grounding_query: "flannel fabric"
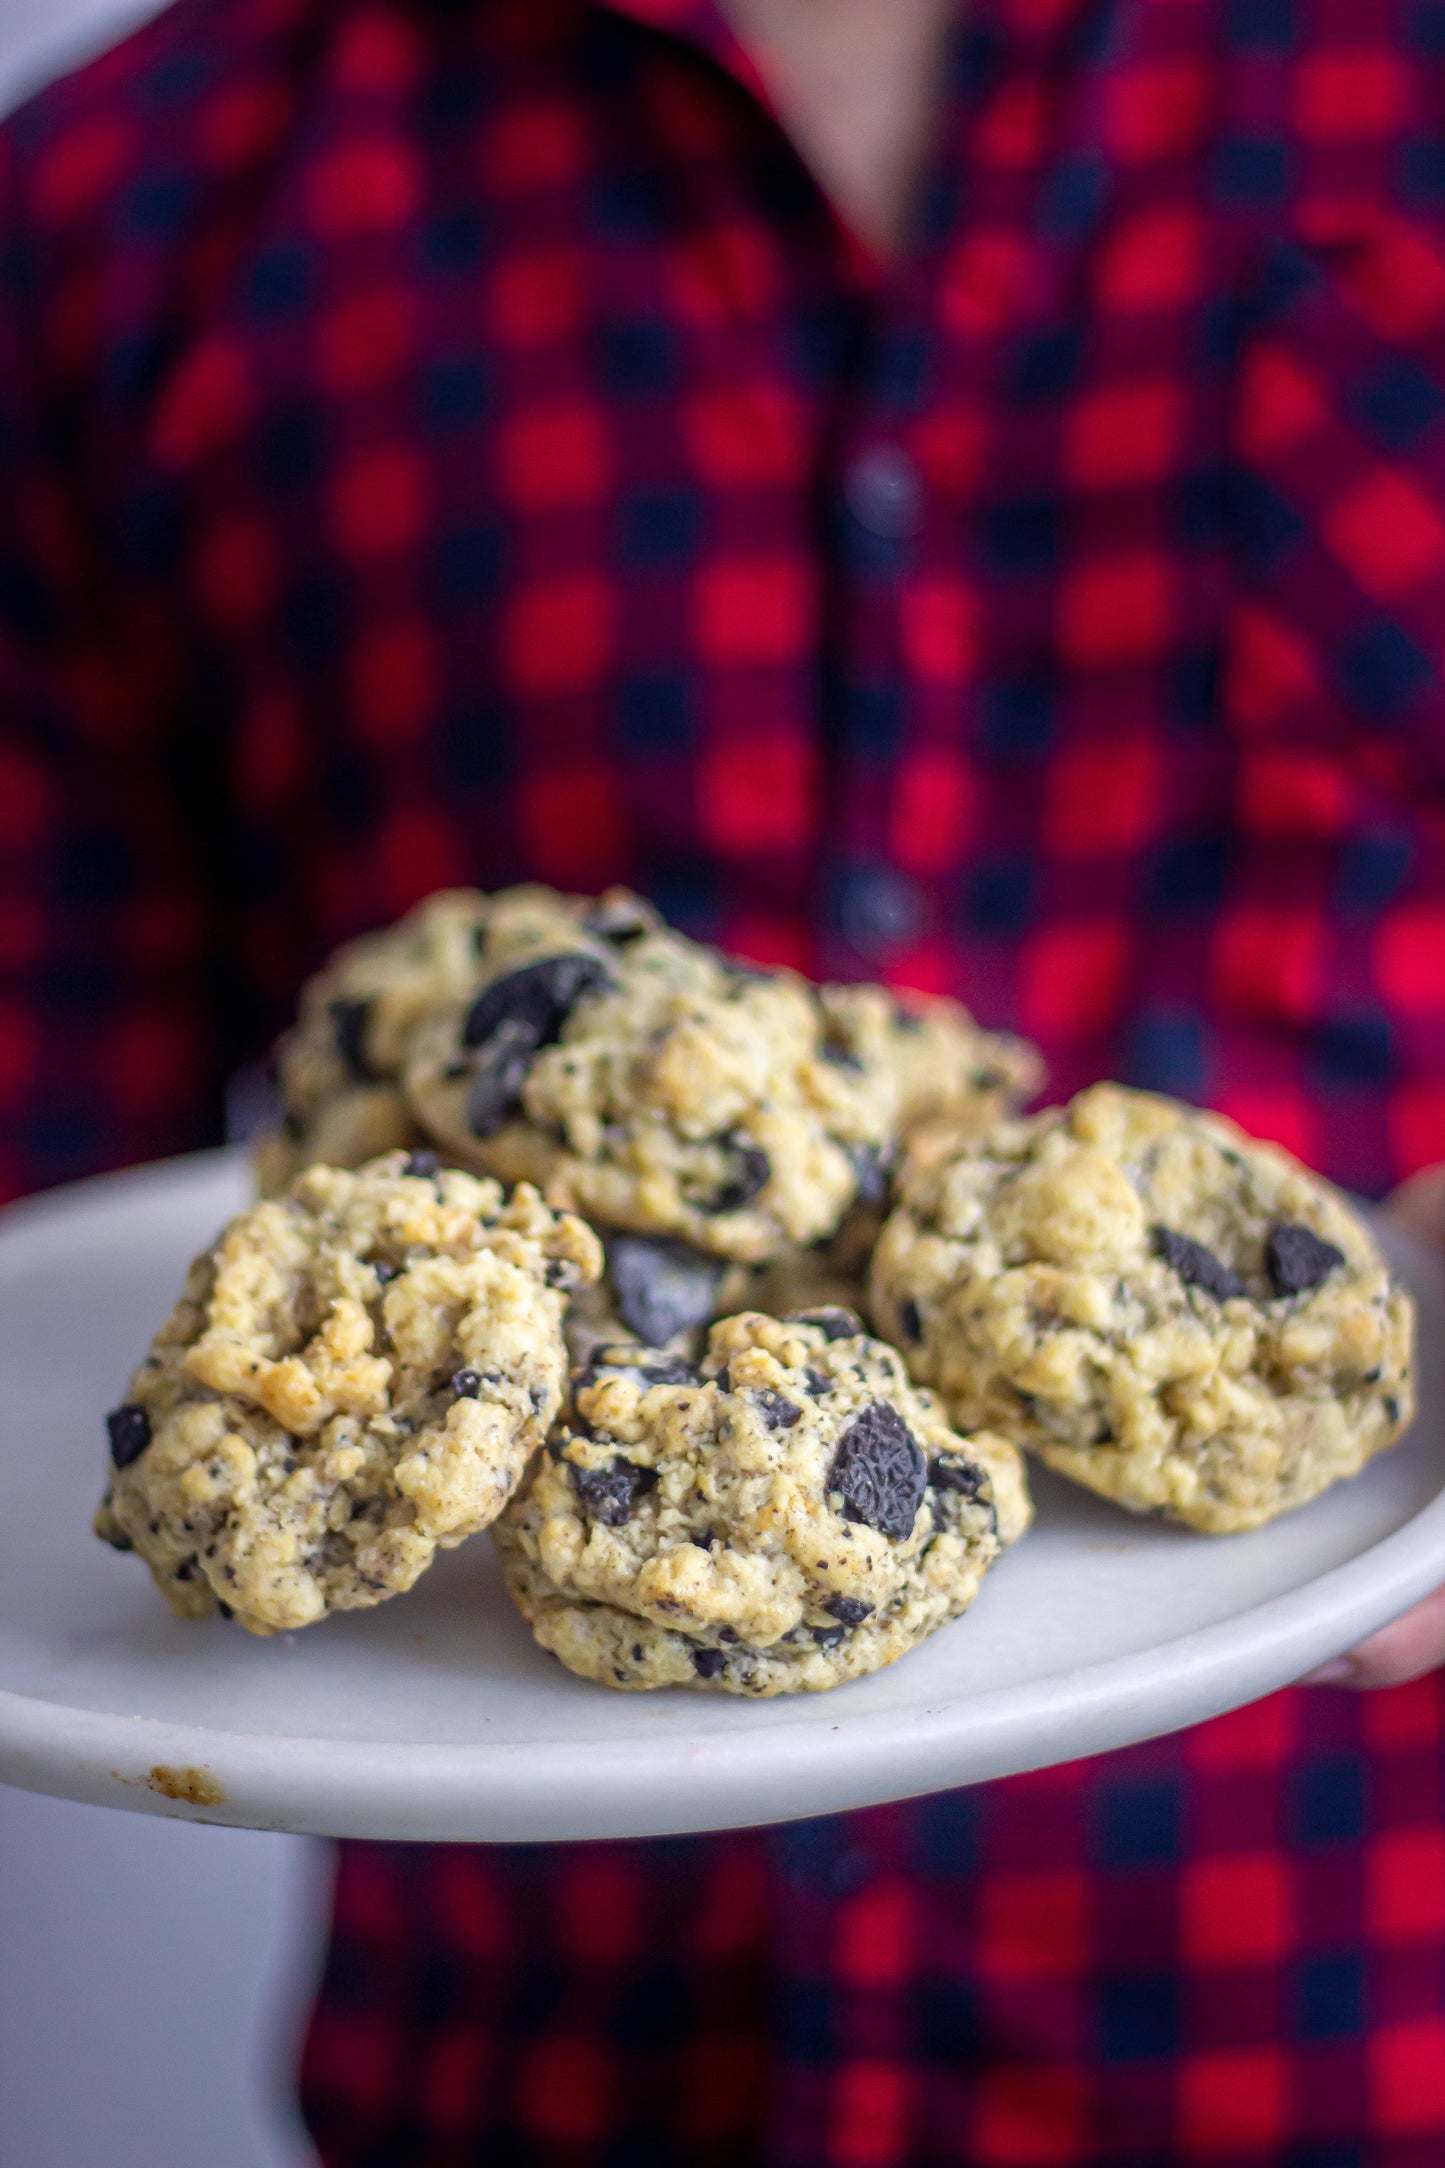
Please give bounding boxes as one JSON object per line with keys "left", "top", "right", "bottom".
{"left": 3, "top": 0, "right": 1445, "bottom": 2157}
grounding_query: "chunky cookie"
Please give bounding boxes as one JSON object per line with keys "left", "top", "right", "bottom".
{"left": 403, "top": 897, "right": 905, "bottom": 1262}
{"left": 871, "top": 1083, "right": 1416, "bottom": 1533}
{"left": 95, "top": 1153, "right": 601, "bottom": 1632}
{"left": 495, "top": 1310, "right": 1030, "bottom": 1694}
{"left": 257, "top": 890, "right": 495, "bottom": 1193}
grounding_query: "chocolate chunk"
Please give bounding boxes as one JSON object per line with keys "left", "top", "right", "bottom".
{"left": 403, "top": 1149, "right": 440, "bottom": 1179}
{"left": 844, "top": 1142, "right": 889, "bottom": 1207}
{"left": 805, "top": 1367, "right": 835, "bottom": 1396}
{"left": 106, "top": 1403, "right": 152, "bottom": 1468}
{"left": 1266, "top": 1221, "right": 1345, "bottom": 1298}
{"left": 452, "top": 1368, "right": 482, "bottom": 1398}
{"left": 692, "top": 1646, "right": 727, "bottom": 1678}
{"left": 1151, "top": 1225, "right": 1245, "bottom": 1303}
{"left": 465, "top": 1016, "right": 546, "bottom": 1137}
{"left": 930, "top": 1452, "right": 985, "bottom": 1500}
{"left": 328, "top": 997, "right": 376, "bottom": 1083}
{"left": 462, "top": 953, "right": 613, "bottom": 1052}
{"left": 608, "top": 1235, "right": 724, "bottom": 1345}
{"left": 827, "top": 1402, "right": 927, "bottom": 1540}
{"left": 711, "top": 1136, "right": 771, "bottom": 1213}
{"left": 571, "top": 1455, "right": 658, "bottom": 1525}
{"left": 811, "top": 1624, "right": 848, "bottom": 1647}
{"left": 753, "top": 1388, "right": 801, "bottom": 1430}
{"left": 583, "top": 895, "right": 656, "bottom": 944}
{"left": 897, "top": 1297, "right": 922, "bottom": 1341}
{"left": 789, "top": 1307, "right": 864, "bottom": 1342}
{"left": 639, "top": 1355, "right": 698, "bottom": 1386}
{"left": 824, "top": 1593, "right": 874, "bottom": 1626}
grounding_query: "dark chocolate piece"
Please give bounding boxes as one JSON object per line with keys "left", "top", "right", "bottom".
{"left": 824, "top": 1593, "right": 874, "bottom": 1626}
{"left": 451, "top": 1368, "right": 482, "bottom": 1398}
{"left": 844, "top": 1142, "right": 889, "bottom": 1207}
{"left": 1266, "top": 1220, "right": 1345, "bottom": 1298}
{"left": 789, "top": 1307, "right": 864, "bottom": 1342}
{"left": 827, "top": 1402, "right": 927, "bottom": 1540}
{"left": 570, "top": 1455, "right": 658, "bottom": 1526}
{"left": 1151, "top": 1224, "right": 1245, "bottom": 1303}
{"left": 106, "top": 1403, "right": 152, "bottom": 1469}
{"left": 692, "top": 1646, "right": 727, "bottom": 1678}
{"left": 465, "top": 1016, "right": 546, "bottom": 1137}
{"left": 608, "top": 1235, "right": 724, "bottom": 1346}
{"left": 462, "top": 953, "right": 612, "bottom": 1052}
{"left": 753, "top": 1388, "right": 802, "bottom": 1430}
{"left": 711, "top": 1136, "right": 771, "bottom": 1213}
{"left": 930, "top": 1452, "right": 985, "bottom": 1500}
{"left": 328, "top": 997, "right": 376, "bottom": 1083}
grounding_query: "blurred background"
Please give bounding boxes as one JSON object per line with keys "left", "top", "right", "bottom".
{"left": 0, "top": 19, "right": 328, "bottom": 2168}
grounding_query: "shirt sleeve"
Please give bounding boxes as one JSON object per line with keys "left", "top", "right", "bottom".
{"left": 0, "top": 137, "right": 225, "bottom": 1205}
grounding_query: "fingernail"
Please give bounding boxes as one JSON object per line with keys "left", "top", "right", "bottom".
{"left": 1302, "top": 1657, "right": 1356, "bottom": 1687}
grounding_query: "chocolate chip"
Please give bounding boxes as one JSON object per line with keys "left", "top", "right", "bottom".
{"left": 173, "top": 1555, "right": 197, "bottom": 1582}
{"left": 452, "top": 1368, "right": 482, "bottom": 1398}
{"left": 753, "top": 1388, "right": 801, "bottom": 1430}
{"left": 608, "top": 1235, "right": 724, "bottom": 1345}
{"left": 463, "top": 953, "right": 613, "bottom": 1052}
{"left": 583, "top": 895, "right": 656, "bottom": 944}
{"left": 930, "top": 1452, "right": 985, "bottom": 1500}
{"left": 711, "top": 1136, "right": 771, "bottom": 1213}
{"left": 328, "top": 997, "right": 376, "bottom": 1083}
{"left": 1151, "top": 1225, "right": 1245, "bottom": 1303}
{"left": 571, "top": 1455, "right": 658, "bottom": 1525}
{"left": 897, "top": 1297, "right": 922, "bottom": 1341}
{"left": 811, "top": 1624, "right": 847, "bottom": 1647}
{"left": 824, "top": 1593, "right": 874, "bottom": 1626}
{"left": 216, "top": 1599, "right": 234, "bottom": 1621}
{"left": 692, "top": 1646, "right": 727, "bottom": 1678}
{"left": 403, "top": 1149, "right": 440, "bottom": 1179}
{"left": 465, "top": 1016, "right": 544, "bottom": 1137}
{"left": 805, "top": 1368, "right": 834, "bottom": 1396}
{"left": 844, "top": 1142, "right": 889, "bottom": 1207}
{"left": 1266, "top": 1221, "right": 1345, "bottom": 1298}
{"left": 827, "top": 1402, "right": 927, "bottom": 1540}
{"left": 639, "top": 1355, "right": 698, "bottom": 1386}
{"left": 790, "top": 1307, "right": 864, "bottom": 1342}
{"left": 106, "top": 1403, "right": 152, "bottom": 1468}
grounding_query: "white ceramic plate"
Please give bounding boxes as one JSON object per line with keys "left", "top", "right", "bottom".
{"left": 0, "top": 1150, "right": 1441, "bottom": 1843}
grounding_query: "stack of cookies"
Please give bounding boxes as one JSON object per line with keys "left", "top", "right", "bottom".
{"left": 94, "top": 887, "right": 1416, "bottom": 1697}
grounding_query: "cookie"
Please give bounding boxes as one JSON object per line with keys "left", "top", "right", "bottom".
{"left": 95, "top": 1153, "right": 602, "bottom": 1632}
{"left": 871, "top": 1083, "right": 1415, "bottom": 1533}
{"left": 403, "top": 896, "right": 906, "bottom": 1262}
{"left": 823, "top": 983, "right": 1043, "bottom": 1143}
{"left": 258, "top": 889, "right": 495, "bottom": 1193}
{"left": 495, "top": 1309, "right": 1030, "bottom": 1694}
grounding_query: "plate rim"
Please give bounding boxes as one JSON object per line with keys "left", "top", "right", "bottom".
{"left": 1, "top": 1151, "right": 1441, "bottom": 1842}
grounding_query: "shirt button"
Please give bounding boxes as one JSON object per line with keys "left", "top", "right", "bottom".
{"left": 839, "top": 867, "right": 926, "bottom": 960}
{"left": 844, "top": 443, "right": 924, "bottom": 540}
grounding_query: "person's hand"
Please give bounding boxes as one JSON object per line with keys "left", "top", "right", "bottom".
{"left": 1302, "top": 1162, "right": 1445, "bottom": 1688}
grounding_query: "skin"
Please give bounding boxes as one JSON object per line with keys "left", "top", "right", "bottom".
{"left": 718, "top": 0, "right": 958, "bottom": 255}
{"left": 724, "top": 0, "right": 1445, "bottom": 1692}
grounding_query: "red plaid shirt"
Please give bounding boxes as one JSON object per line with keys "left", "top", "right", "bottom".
{"left": 4, "top": 0, "right": 1445, "bottom": 2157}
